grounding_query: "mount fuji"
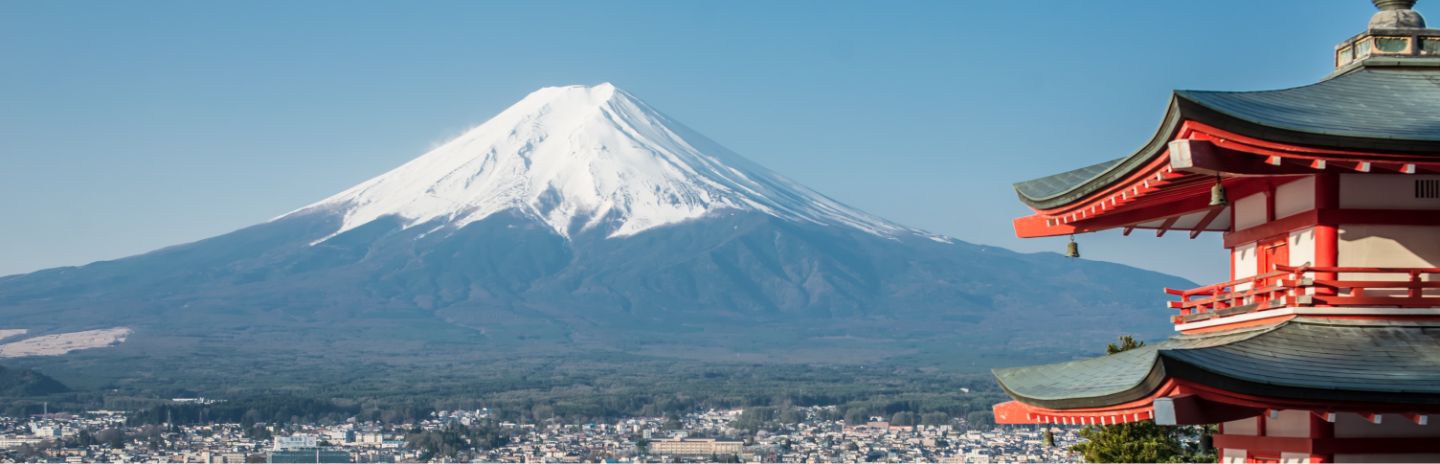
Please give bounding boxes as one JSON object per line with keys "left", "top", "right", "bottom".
{"left": 293, "top": 83, "right": 920, "bottom": 243}
{"left": 0, "top": 84, "right": 1185, "bottom": 386}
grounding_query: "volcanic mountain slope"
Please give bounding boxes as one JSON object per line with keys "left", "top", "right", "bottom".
{"left": 0, "top": 84, "right": 1187, "bottom": 383}
{"left": 294, "top": 83, "right": 915, "bottom": 242}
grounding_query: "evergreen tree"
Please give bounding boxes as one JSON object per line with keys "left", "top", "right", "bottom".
{"left": 1071, "top": 336, "right": 1215, "bottom": 463}
{"left": 1106, "top": 335, "right": 1145, "bottom": 355}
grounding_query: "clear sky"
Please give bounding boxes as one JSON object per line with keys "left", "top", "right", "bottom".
{"left": 0, "top": 1, "right": 1385, "bottom": 283}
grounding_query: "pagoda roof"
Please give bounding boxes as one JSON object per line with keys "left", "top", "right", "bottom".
{"left": 993, "top": 318, "right": 1440, "bottom": 410}
{"left": 1014, "top": 66, "right": 1440, "bottom": 210}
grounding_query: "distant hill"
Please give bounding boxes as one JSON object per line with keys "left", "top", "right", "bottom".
{"left": 0, "top": 84, "right": 1187, "bottom": 393}
{"left": 0, "top": 365, "right": 69, "bottom": 397}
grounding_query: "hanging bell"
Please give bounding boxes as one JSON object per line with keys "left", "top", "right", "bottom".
{"left": 1065, "top": 237, "right": 1080, "bottom": 258}
{"left": 1209, "top": 181, "right": 1229, "bottom": 207}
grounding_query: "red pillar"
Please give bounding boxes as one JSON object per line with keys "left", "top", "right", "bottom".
{"left": 1214, "top": 421, "right": 1227, "bottom": 463}
{"left": 1314, "top": 174, "right": 1340, "bottom": 296}
{"left": 1309, "top": 412, "right": 1335, "bottom": 463}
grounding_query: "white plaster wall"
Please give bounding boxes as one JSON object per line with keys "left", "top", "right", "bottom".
{"left": 1339, "top": 225, "right": 1440, "bottom": 295}
{"left": 1267, "top": 410, "right": 1313, "bottom": 438}
{"left": 1234, "top": 192, "right": 1268, "bottom": 230}
{"left": 1339, "top": 225, "right": 1440, "bottom": 269}
{"left": 1275, "top": 176, "right": 1316, "bottom": 219}
{"left": 1288, "top": 227, "right": 1317, "bottom": 295}
{"left": 1335, "top": 413, "right": 1440, "bottom": 438}
{"left": 1222, "top": 449, "right": 1247, "bottom": 463}
{"left": 1288, "top": 227, "right": 1316, "bottom": 267}
{"left": 1223, "top": 416, "right": 1259, "bottom": 436}
{"left": 1234, "top": 243, "right": 1258, "bottom": 291}
{"left": 1280, "top": 452, "right": 1311, "bottom": 463}
{"left": 1340, "top": 174, "right": 1440, "bottom": 210}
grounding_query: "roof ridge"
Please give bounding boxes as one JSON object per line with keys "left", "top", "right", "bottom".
{"left": 1291, "top": 316, "right": 1440, "bottom": 328}
{"left": 1173, "top": 66, "right": 1424, "bottom": 97}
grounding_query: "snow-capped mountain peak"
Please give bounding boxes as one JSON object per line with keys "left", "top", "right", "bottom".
{"left": 290, "top": 83, "right": 923, "bottom": 241}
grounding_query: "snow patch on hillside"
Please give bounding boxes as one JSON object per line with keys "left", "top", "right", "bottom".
{"left": 0, "top": 329, "right": 25, "bottom": 343}
{"left": 0, "top": 327, "right": 131, "bottom": 358}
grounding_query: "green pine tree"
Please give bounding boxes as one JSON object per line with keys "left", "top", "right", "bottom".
{"left": 1070, "top": 336, "right": 1215, "bottom": 463}
{"left": 1106, "top": 335, "right": 1144, "bottom": 355}
{"left": 1072, "top": 419, "right": 1186, "bottom": 463}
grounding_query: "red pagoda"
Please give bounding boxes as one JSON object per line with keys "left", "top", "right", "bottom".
{"left": 991, "top": 1, "right": 1440, "bottom": 462}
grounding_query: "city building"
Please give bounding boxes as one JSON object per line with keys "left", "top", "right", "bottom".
{"left": 266, "top": 448, "right": 351, "bottom": 464}
{"left": 0, "top": 436, "right": 42, "bottom": 449}
{"left": 991, "top": 1, "right": 1440, "bottom": 462}
{"left": 273, "top": 435, "right": 319, "bottom": 450}
{"left": 648, "top": 437, "right": 744, "bottom": 456}
{"left": 199, "top": 451, "right": 248, "bottom": 463}
{"left": 268, "top": 434, "right": 350, "bottom": 464}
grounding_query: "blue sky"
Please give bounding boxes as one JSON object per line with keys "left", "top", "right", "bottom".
{"left": 0, "top": 1, "right": 1382, "bottom": 282}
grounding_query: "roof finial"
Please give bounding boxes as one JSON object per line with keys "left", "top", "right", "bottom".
{"left": 1370, "top": 0, "right": 1426, "bottom": 30}
{"left": 1374, "top": 0, "right": 1417, "bottom": 10}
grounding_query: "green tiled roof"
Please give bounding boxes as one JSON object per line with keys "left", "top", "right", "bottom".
{"left": 993, "top": 318, "right": 1440, "bottom": 409}
{"left": 1013, "top": 66, "right": 1440, "bottom": 210}
{"left": 1012, "top": 159, "right": 1123, "bottom": 205}
{"left": 1178, "top": 69, "right": 1440, "bottom": 143}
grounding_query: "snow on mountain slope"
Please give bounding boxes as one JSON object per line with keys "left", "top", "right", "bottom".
{"left": 287, "top": 83, "right": 932, "bottom": 241}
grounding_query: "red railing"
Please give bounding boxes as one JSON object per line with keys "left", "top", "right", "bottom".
{"left": 1165, "top": 266, "right": 1440, "bottom": 325}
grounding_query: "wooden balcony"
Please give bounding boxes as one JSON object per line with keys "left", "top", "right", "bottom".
{"left": 1165, "top": 266, "right": 1440, "bottom": 325}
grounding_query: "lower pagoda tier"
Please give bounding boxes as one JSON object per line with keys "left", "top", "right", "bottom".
{"left": 992, "top": 318, "right": 1440, "bottom": 427}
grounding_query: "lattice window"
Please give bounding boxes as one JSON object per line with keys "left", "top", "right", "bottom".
{"left": 1416, "top": 179, "right": 1440, "bottom": 199}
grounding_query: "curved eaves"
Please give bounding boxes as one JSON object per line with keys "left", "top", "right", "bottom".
{"left": 1013, "top": 98, "right": 1186, "bottom": 210}
{"left": 991, "top": 347, "right": 1169, "bottom": 410}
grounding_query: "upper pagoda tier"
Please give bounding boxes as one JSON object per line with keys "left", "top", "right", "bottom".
{"left": 1008, "top": 0, "right": 1440, "bottom": 334}
{"left": 1012, "top": 64, "right": 1440, "bottom": 238}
